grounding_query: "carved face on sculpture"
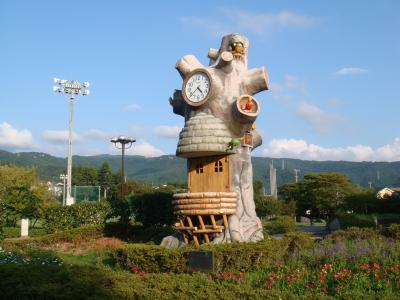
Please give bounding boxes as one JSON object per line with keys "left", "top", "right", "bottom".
{"left": 219, "top": 33, "right": 249, "bottom": 65}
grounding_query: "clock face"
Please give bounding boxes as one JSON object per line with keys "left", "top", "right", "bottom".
{"left": 184, "top": 71, "right": 211, "bottom": 104}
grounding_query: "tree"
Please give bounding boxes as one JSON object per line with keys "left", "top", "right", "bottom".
{"left": 72, "top": 166, "right": 98, "bottom": 186}
{"left": 98, "top": 162, "right": 115, "bottom": 198}
{"left": 297, "top": 173, "right": 353, "bottom": 220}
{"left": 0, "top": 166, "right": 55, "bottom": 227}
{"left": 255, "top": 195, "right": 282, "bottom": 219}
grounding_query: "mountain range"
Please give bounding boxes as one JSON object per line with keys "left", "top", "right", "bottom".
{"left": 1, "top": 149, "right": 399, "bottom": 190}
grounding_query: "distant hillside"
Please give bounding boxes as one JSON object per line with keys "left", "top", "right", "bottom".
{"left": 0, "top": 149, "right": 399, "bottom": 190}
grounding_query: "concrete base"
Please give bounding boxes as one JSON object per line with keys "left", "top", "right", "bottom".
{"left": 66, "top": 196, "right": 75, "bottom": 206}
{"left": 21, "top": 218, "right": 29, "bottom": 237}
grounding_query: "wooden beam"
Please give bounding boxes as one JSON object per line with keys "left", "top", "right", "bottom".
{"left": 197, "top": 215, "right": 209, "bottom": 243}
{"left": 186, "top": 216, "right": 199, "bottom": 246}
{"left": 222, "top": 214, "right": 229, "bottom": 229}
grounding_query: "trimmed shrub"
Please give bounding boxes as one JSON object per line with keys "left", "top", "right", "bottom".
{"left": 112, "top": 239, "right": 295, "bottom": 273}
{"left": 335, "top": 213, "right": 376, "bottom": 229}
{"left": 104, "top": 222, "right": 175, "bottom": 244}
{"left": 328, "top": 227, "right": 381, "bottom": 241}
{"left": 382, "top": 223, "right": 400, "bottom": 240}
{"left": 283, "top": 232, "right": 314, "bottom": 254}
{"left": 129, "top": 192, "right": 175, "bottom": 227}
{"left": 265, "top": 216, "right": 297, "bottom": 234}
{"left": 44, "top": 201, "right": 111, "bottom": 233}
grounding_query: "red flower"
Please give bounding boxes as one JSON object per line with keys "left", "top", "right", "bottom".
{"left": 132, "top": 265, "right": 139, "bottom": 274}
{"left": 319, "top": 275, "right": 326, "bottom": 281}
{"left": 373, "top": 263, "right": 380, "bottom": 269}
{"left": 321, "top": 287, "right": 328, "bottom": 293}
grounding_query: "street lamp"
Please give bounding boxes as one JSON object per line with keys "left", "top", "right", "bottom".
{"left": 53, "top": 78, "right": 90, "bottom": 205}
{"left": 111, "top": 136, "right": 136, "bottom": 199}
{"left": 59, "top": 174, "right": 67, "bottom": 206}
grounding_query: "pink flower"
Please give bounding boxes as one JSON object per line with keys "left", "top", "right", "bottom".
{"left": 132, "top": 265, "right": 139, "bottom": 274}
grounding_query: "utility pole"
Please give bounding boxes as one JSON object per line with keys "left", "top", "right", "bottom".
{"left": 294, "top": 169, "right": 300, "bottom": 183}
{"left": 368, "top": 181, "right": 372, "bottom": 189}
{"left": 281, "top": 159, "right": 285, "bottom": 170}
{"left": 53, "top": 78, "right": 90, "bottom": 206}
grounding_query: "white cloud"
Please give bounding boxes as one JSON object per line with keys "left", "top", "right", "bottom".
{"left": 0, "top": 122, "right": 34, "bottom": 150}
{"left": 42, "top": 130, "right": 83, "bottom": 144}
{"left": 124, "top": 104, "right": 142, "bottom": 111}
{"left": 42, "top": 129, "right": 113, "bottom": 144}
{"left": 334, "top": 67, "right": 368, "bottom": 76}
{"left": 83, "top": 129, "right": 112, "bottom": 140}
{"left": 124, "top": 140, "right": 164, "bottom": 157}
{"left": 325, "top": 98, "right": 341, "bottom": 106}
{"left": 179, "top": 17, "right": 228, "bottom": 37}
{"left": 154, "top": 125, "right": 181, "bottom": 139}
{"left": 296, "top": 102, "right": 337, "bottom": 133}
{"left": 262, "top": 138, "right": 400, "bottom": 162}
{"left": 270, "top": 75, "right": 306, "bottom": 101}
{"left": 180, "top": 9, "right": 317, "bottom": 37}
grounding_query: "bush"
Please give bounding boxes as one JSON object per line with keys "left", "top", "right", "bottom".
{"left": 112, "top": 239, "right": 298, "bottom": 274}
{"left": 44, "top": 201, "right": 111, "bottom": 233}
{"left": 335, "top": 213, "right": 376, "bottom": 229}
{"left": 328, "top": 227, "right": 381, "bottom": 241}
{"left": 104, "top": 222, "right": 175, "bottom": 244}
{"left": 129, "top": 192, "right": 175, "bottom": 227}
{"left": 382, "top": 223, "right": 400, "bottom": 240}
{"left": 255, "top": 196, "right": 282, "bottom": 218}
{"left": 283, "top": 232, "right": 314, "bottom": 255}
{"left": 265, "top": 216, "right": 297, "bottom": 234}
{"left": 2, "top": 227, "right": 46, "bottom": 238}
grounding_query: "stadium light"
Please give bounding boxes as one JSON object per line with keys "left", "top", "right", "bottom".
{"left": 111, "top": 136, "right": 136, "bottom": 200}
{"left": 53, "top": 78, "right": 90, "bottom": 205}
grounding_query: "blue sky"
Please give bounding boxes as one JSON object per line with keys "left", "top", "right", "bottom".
{"left": 0, "top": 0, "right": 399, "bottom": 161}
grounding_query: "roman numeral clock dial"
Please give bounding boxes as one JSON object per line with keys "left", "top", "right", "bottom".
{"left": 182, "top": 69, "right": 212, "bottom": 106}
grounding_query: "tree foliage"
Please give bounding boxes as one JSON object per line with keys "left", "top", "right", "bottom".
{"left": 0, "top": 166, "right": 55, "bottom": 228}
{"left": 279, "top": 173, "right": 354, "bottom": 220}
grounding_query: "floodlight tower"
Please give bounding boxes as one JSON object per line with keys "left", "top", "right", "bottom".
{"left": 111, "top": 136, "right": 136, "bottom": 199}
{"left": 53, "top": 78, "right": 90, "bottom": 205}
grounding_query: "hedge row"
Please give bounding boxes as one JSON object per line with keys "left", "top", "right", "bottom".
{"left": 112, "top": 233, "right": 314, "bottom": 273}
{"left": 0, "top": 225, "right": 104, "bottom": 252}
{"left": 44, "top": 201, "right": 111, "bottom": 233}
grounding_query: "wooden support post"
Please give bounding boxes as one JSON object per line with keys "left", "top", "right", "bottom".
{"left": 222, "top": 214, "right": 229, "bottom": 229}
{"left": 179, "top": 218, "right": 189, "bottom": 245}
{"left": 197, "top": 215, "right": 209, "bottom": 243}
{"left": 210, "top": 215, "right": 217, "bottom": 229}
{"left": 186, "top": 216, "right": 199, "bottom": 246}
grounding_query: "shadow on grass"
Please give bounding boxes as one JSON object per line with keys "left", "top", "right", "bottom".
{"left": 0, "top": 253, "right": 123, "bottom": 300}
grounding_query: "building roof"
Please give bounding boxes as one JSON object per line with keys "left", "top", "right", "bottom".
{"left": 176, "top": 111, "right": 233, "bottom": 157}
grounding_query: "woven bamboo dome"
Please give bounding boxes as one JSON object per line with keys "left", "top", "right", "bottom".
{"left": 176, "top": 112, "right": 233, "bottom": 157}
{"left": 173, "top": 192, "right": 237, "bottom": 246}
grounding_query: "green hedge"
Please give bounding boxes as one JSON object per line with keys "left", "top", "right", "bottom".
{"left": 2, "top": 227, "right": 47, "bottom": 238}
{"left": 335, "top": 213, "right": 376, "bottom": 229}
{"left": 0, "top": 225, "right": 105, "bottom": 252}
{"left": 44, "top": 201, "right": 111, "bottom": 233}
{"left": 104, "top": 222, "right": 175, "bottom": 244}
{"left": 264, "top": 216, "right": 297, "bottom": 234}
{"left": 129, "top": 192, "right": 175, "bottom": 227}
{"left": 112, "top": 235, "right": 312, "bottom": 273}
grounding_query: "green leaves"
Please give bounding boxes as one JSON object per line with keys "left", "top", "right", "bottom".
{"left": 44, "top": 202, "right": 111, "bottom": 233}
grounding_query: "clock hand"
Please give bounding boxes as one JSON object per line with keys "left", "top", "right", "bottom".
{"left": 189, "top": 85, "right": 199, "bottom": 97}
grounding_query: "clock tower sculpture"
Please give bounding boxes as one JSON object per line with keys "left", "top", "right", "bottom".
{"left": 166, "top": 33, "right": 269, "bottom": 246}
